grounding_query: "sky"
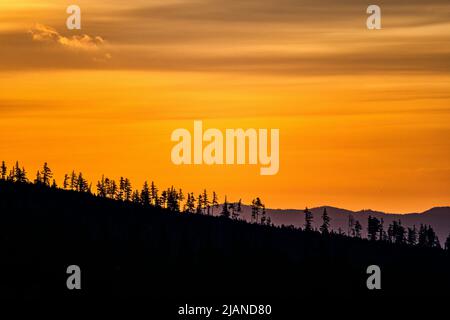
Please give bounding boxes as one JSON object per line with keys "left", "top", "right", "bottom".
{"left": 0, "top": 0, "right": 449, "bottom": 213}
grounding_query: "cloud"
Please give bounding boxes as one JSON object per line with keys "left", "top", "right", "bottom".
{"left": 28, "top": 23, "right": 105, "bottom": 51}
{"left": 0, "top": 1, "right": 448, "bottom": 76}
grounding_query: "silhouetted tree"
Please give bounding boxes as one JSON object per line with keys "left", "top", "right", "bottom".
{"left": 407, "top": 225, "right": 417, "bottom": 246}
{"left": 392, "top": 220, "right": 406, "bottom": 244}
{"left": 132, "top": 190, "right": 140, "bottom": 204}
{"left": 196, "top": 194, "right": 203, "bottom": 214}
{"left": 445, "top": 233, "right": 450, "bottom": 251}
{"left": 221, "top": 196, "right": 230, "bottom": 218}
{"left": 354, "top": 220, "right": 362, "bottom": 238}
{"left": 348, "top": 214, "right": 355, "bottom": 236}
{"left": 124, "top": 178, "right": 132, "bottom": 201}
{"left": 70, "top": 171, "right": 77, "bottom": 191}
{"left": 178, "top": 189, "right": 185, "bottom": 210}
{"left": 35, "top": 170, "right": 42, "bottom": 184}
{"left": 11, "top": 161, "right": 27, "bottom": 183}
{"left": 41, "top": 162, "right": 52, "bottom": 186}
{"left": 96, "top": 175, "right": 107, "bottom": 197}
{"left": 0, "top": 161, "right": 6, "bottom": 180}
{"left": 260, "top": 205, "right": 267, "bottom": 225}
{"left": 63, "top": 174, "right": 69, "bottom": 189}
{"left": 117, "top": 177, "right": 125, "bottom": 201}
{"left": 320, "top": 207, "right": 330, "bottom": 234}
{"left": 418, "top": 224, "right": 440, "bottom": 248}
{"left": 251, "top": 198, "right": 264, "bottom": 224}
{"left": 160, "top": 190, "right": 168, "bottom": 208}
{"left": 379, "top": 218, "right": 385, "bottom": 241}
{"left": 76, "top": 172, "right": 89, "bottom": 192}
{"left": 167, "top": 186, "right": 180, "bottom": 212}
{"left": 232, "top": 199, "right": 242, "bottom": 220}
{"left": 212, "top": 191, "right": 219, "bottom": 215}
{"left": 202, "top": 189, "right": 210, "bottom": 215}
{"left": 387, "top": 223, "right": 394, "bottom": 243}
{"left": 368, "top": 216, "right": 381, "bottom": 241}
{"left": 228, "top": 202, "right": 235, "bottom": 219}
{"left": 418, "top": 224, "right": 427, "bottom": 247}
{"left": 109, "top": 180, "right": 118, "bottom": 199}
{"left": 150, "top": 181, "right": 158, "bottom": 207}
{"left": 304, "top": 207, "right": 313, "bottom": 231}
{"left": 427, "top": 226, "right": 440, "bottom": 248}
{"left": 185, "top": 193, "right": 196, "bottom": 213}
{"left": 141, "top": 181, "right": 151, "bottom": 207}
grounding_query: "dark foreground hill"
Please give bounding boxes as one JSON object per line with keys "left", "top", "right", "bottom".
{"left": 0, "top": 180, "right": 449, "bottom": 300}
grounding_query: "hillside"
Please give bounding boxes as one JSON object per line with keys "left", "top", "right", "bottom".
{"left": 0, "top": 180, "right": 449, "bottom": 299}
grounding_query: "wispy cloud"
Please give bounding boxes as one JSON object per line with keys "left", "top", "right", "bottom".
{"left": 0, "top": 1, "right": 447, "bottom": 75}
{"left": 28, "top": 23, "right": 105, "bottom": 51}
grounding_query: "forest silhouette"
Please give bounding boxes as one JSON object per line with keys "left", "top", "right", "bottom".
{"left": 0, "top": 160, "right": 449, "bottom": 299}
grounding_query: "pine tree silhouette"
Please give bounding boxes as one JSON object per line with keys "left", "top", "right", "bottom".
{"left": 0, "top": 161, "right": 6, "bottom": 180}
{"left": 304, "top": 207, "right": 313, "bottom": 231}
{"left": 320, "top": 207, "right": 330, "bottom": 234}
{"left": 354, "top": 220, "right": 362, "bottom": 238}
{"left": 221, "top": 196, "right": 230, "bottom": 218}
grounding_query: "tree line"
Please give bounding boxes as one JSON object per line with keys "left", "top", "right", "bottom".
{"left": 0, "top": 161, "right": 241, "bottom": 219}
{"left": 304, "top": 206, "right": 447, "bottom": 249}
{"left": 1, "top": 160, "right": 449, "bottom": 251}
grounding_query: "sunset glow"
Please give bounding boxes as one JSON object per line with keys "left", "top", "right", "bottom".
{"left": 1, "top": 0, "right": 449, "bottom": 212}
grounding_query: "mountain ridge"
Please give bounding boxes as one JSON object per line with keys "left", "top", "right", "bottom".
{"left": 235, "top": 205, "right": 450, "bottom": 243}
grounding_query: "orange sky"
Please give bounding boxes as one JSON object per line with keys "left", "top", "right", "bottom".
{"left": 1, "top": 0, "right": 449, "bottom": 213}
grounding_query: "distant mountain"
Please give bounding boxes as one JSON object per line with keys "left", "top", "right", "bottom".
{"left": 235, "top": 205, "right": 450, "bottom": 244}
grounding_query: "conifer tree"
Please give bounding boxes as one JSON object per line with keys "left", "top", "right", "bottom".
{"left": 320, "top": 207, "right": 331, "bottom": 234}
{"left": 117, "top": 177, "right": 125, "bottom": 201}
{"left": 178, "top": 188, "right": 185, "bottom": 209}
{"left": 70, "top": 171, "right": 77, "bottom": 191}
{"left": 141, "top": 181, "right": 151, "bottom": 207}
{"left": 96, "top": 175, "right": 107, "bottom": 197}
{"left": 348, "top": 214, "right": 355, "bottom": 236}
{"left": 63, "top": 174, "right": 69, "bottom": 189}
{"left": 132, "top": 190, "right": 140, "bottom": 204}
{"left": 124, "top": 178, "right": 132, "bottom": 201}
{"left": 1, "top": 161, "right": 7, "bottom": 180}
{"left": 251, "top": 198, "right": 264, "bottom": 224}
{"left": 77, "top": 172, "right": 89, "bottom": 192}
{"left": 304, "top": 207, "right": 313, "bottom": 231}
{"left": 202, "top": 189, "right": 210, "bottom": 215}
{"left": 368, "top": 216, "right": 381, "bottom": 241}
{"left": 160, "top": 190, "right": 168, "bottom": 208}
{"left": 232, "top": 199, "right": 242, "bottom": 220}
{"left": 354, "top": 220, "right": 362, "bottom": 238}
{"left": 260, "top": 205, "right": 267, "bottom": 225}
{"left": 407, "top": 225, "right": 417, "bottom": 246}
{"left": 150, "top": 181, "right": 158, "bottom": 206}
{"left": 41, "top": 162, "right": 52, "bottom": 186}
{"left": 221, "top": 196, "right": 230, "bottom": 218}
{"left": 196, "top": 194, "right": 203, "bottom": 214}
{"left": 185, "top": 193, "right": 196, "bottom": 213}
{"left": 35, "top": 170, "right": 42, "bottom": 184}
{"left": 212, "top": 191, "right": 219, "bottom": 215}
